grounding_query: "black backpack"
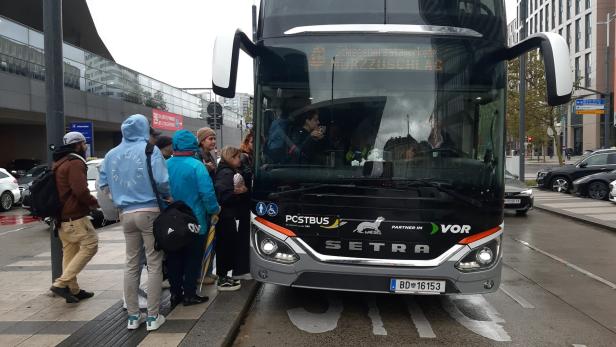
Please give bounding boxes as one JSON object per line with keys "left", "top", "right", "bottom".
{"left": 145, "top": 143, "right": 199, "bottom": 252}
{"left": 29, "top": 167, "right": 61, "bottom": 218}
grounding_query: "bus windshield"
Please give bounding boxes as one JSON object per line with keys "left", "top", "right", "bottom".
{"left": 255, "top": 36, "right": 505, "bottom": 201}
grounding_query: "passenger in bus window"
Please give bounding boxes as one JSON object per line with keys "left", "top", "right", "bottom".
{"left": 289, "top": 110, "right": 324, "bottom": 164}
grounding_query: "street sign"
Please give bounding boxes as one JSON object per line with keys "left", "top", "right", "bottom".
{"left": 207, "top": 102, "right": 223, "bottom": 117}
{"left": 69, "top": 122, "right": 93, "bottom": 157}
{"left": 575, "top": 99, "right": 606, "bottom": 115}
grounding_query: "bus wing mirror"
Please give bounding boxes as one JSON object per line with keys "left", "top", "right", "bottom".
{"left": 505, "top": 32, "right": 572, "bottom": 106}
{"left": 212, "top": 29, "right": 257, "bottom": 98}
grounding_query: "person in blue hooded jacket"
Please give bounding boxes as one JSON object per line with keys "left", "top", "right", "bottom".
{"left": 166, "top": 130, "right": 220, "bottom": 306}
{"left": 99, "top": 114, "right": 170, "bottom": 332}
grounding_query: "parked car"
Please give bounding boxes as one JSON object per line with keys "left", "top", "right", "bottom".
{"left": 17, "top": 164, "right": 47, "bottom": 204}
{"left": 572, "top": 170, "right": 616, "bottom": 200}
{"left": 609, "top": 180, "right": 616, "bottom": 204}
{"left": 537, "top": 149, "right": 616, "bottom": 193}
{"left": 6, "top": 159, "right": 41, "bottom": 178}
{"left": 0, "top": 168, "right": 21, "bottom": 211}
{"left": 86, "top": 159, "right": 106, "bottom": 227}
{"left": 504, "top": 170, "right": 534, "bottom": 215}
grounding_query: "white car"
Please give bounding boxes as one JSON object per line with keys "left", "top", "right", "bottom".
{"left": 87, "top": 159, "right": 104, "bottom": 199}
{"left": 609, "top": 179, "right": 616, "bottom": 203}
{"left": 0, "top": 168, "right": 21, "bottom": 211}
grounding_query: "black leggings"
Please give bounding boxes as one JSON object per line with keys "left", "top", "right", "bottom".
{"left": 166, "top": 234, "right": 205, "bottom": 299}
{"left": 215, "top": 216, "right": 237, "bottom": 278}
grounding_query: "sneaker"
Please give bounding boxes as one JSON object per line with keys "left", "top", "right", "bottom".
{"left": 183, "top": 295, "right": 209, "bottom": 306}
{"left": 50, "top": 286, "right": 79, "bottom": 303}
{"left": 127, "top": 313, "right": 146, "bottom": 330}
{"left": 75, "top": 290, "right": 94, "bottom": 300}
{"left": 217, "top": 277, "right": 241, "bottom": 292}
{"left": 146, "top": 314, "right": 166, "bottom": 331}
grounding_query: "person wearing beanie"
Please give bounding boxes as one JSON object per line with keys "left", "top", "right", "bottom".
{"left": 197, "top": 127, "right": 217, "bottom": 177}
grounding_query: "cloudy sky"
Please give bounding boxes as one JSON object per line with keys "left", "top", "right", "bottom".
{"left": 87, "top": 0, "right": 518, "bottom": 95}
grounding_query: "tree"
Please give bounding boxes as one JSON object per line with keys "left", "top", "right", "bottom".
{"left": 507, "top": 50, "right": 568, "bottom": 165}
{"left": 144, "top": 90, "right": 168, "bottom": 111}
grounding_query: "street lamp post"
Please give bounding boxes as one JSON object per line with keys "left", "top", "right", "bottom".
{"left": 598, "top": 12, "right": 616, "bottom": 148}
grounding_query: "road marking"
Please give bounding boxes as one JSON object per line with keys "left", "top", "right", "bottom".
{"left": 287, "top": 296, "right": 343, "bottom": 334}
{"left": 406, "top": 297, "right": 436, "bottom": 338}
{"left": 367, "top": 297, "right": 387, "bottom": 336}
{"left": 572, "top": 344, "right": 587, "bottom": 347}
{"left": 542, "top": 202, "right": 610, "bottom": 208}
{"left": 0, "top": 226, "right": 29, "bottom": 237}
{"left": 441, "top": 295, "right": 511, "bottom": 342}
{"left": 500, "top": 285, "right": 535, "bottom": 309}
{"left": 515, "top": 239, "right": 616, "bottom": 290}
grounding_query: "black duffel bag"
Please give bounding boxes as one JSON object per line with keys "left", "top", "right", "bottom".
{"left": 145, "top": 143, "right": 200, "bottom": 252}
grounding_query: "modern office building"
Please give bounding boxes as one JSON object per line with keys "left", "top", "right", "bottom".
{"left": 0, "top": 0, "right": 241, "bottom": 167}
{"left": 510, "top": 0, "right": 615, "bottom": 153}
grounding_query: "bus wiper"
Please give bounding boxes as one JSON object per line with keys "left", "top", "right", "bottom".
{"left": 399, "top": 179, "right": 483, "bottom": 208}
{"left": 268, "top": 184, "right": 357, "bottom": 199}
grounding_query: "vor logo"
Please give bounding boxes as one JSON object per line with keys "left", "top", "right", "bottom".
{"left": 353, "top": 217, "right": 385, "bottom": 235}
{"left": 430, "top": 223, "right": 471, "bottom": 235}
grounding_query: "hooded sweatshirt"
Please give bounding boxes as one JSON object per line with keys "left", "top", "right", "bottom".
{"left": 99, "top": 114, "right": 170, "bottom": 213}
{"left": 167, "top": 130, "right": 220, "bottom": 233}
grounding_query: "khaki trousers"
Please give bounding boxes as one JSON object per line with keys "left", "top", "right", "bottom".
{"left": 52, "top": 216, "right": 99, "bottom": 294}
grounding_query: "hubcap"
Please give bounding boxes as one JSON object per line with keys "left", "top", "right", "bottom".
{"left": 552, "top": 178, "right": 568, "bottom": 192}
{"left": 589, "top": 183, "right": 607, "bottom": 200}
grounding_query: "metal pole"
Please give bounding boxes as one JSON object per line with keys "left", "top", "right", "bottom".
{"left": 605, "top": 13, "right": 611, "bottom": 148}
{"left": 518, "top": 1, "right": 527, "bottom": 182}
{"left": 43, "top": 0, "right": 65, "bottom": 282}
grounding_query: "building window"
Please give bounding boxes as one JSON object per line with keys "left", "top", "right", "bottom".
{"left": 540, "top": 10, "right": 544, "bottom": 31}
{"left": 585, "top": 13, "right": 591, "bottom": 49}
{"left": 567, "top": 24, "right": 571, "bottom": 46}
{"left": 575, "top": 56, "right": 580, "bottom": 82}
{"left": 535, "top": 15, "right": 538, "bottom": 33}
{"left": 586, "top": 0, "right": 591, "bottom": 9}
{"left": 585, "top": 53, "right": 591, "bottom": 87}
{"left": 567, "top": 0, "right": 571, "bottom": 19}
{"left": 575, "top": 19, "right": 581, "bottom": 52}
{"left": 576, "top": 0, "right": 581, "bottom": 14}
{"left": 559, "top": 0, "right": 563, "bottom": 24}
{"left": 559, "top": 28, "right": 564, "bottom": 37}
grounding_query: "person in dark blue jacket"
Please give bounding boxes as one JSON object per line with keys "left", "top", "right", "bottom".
{"left": 166, "top": 130, "right": 220, "bottom": 306}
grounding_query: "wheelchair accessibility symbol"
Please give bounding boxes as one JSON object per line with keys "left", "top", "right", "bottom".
{"left": 266, "top": 203, "right": 278, "bottom": 217}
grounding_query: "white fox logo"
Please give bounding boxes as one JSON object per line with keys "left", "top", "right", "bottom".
{"left": 353, "top": 217, "right": 385, "bottom": 235}
{"left": 167, "top": 228, "right": 174, "bottom": 235}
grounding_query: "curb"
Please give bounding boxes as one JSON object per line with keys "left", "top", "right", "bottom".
{"left": 179, "top": 280, "right": 262, "bottom": 347}
{"left": 533, "top": 204, "right": 616, "bottom": 232}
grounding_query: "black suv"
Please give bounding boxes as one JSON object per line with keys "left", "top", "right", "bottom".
{"left": 537, "top": 149, "right": 616, "bottom": 192}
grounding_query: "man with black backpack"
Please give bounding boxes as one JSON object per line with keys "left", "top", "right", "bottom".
{"left": 99, "top": 114, "right": 170, "bottom": 332}
{"left": 49, "top": 132, "right": 99, "bottom": 304}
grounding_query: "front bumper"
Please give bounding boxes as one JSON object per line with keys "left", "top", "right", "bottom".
{"left": 536, "top": 174, "right": 550, "bottom": 188}
{"left": 250, "top": 225, "right": 503, "bottom": 295}
{"left": 11, "top": 188, "right": 21, "bottom": 204}
{"left": 504, "top": 194, "right": 533, "bottom": 212}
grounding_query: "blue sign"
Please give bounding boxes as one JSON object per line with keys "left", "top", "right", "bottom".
{"left": 576, "top": 99, "right": 605, "bottom": 106}
{"left": 256, "top": 202, "right": 267, "bottom": 216}
{"left": 70, "top": 122, "right": 94, "bottom": 144}
{"left": 266, "top": 203, "right": 278, "bottom": 217}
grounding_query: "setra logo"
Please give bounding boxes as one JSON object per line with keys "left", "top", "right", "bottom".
{"left": 430, "top": 223, "right": 471, "bottom": 235}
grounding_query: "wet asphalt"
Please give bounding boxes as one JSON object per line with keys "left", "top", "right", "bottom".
{"left": 233, "top": 210, "right": 616, "bottom": 346}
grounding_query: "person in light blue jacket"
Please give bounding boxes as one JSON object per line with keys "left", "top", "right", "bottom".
{"left": 166, "top": 130, "right": 220, "bottom": 306}
{"left": 99, "top": 114, "right": 170, "bottom": 331}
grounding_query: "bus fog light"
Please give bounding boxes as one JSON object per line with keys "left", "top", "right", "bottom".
{"left": 258, "top": 270, "right": 268, "bottom": 279}
{"left": 260, "top": 239, "right": 278, "bottom": 255}
{"left": 484, "top": 280, "right": 494, "bottom": 289}
{"left": 476, "top": 247, "right": 494, "bottom": 265}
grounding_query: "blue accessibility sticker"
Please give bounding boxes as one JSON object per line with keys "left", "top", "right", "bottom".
{"left": 266, "top": 203, "right": 278, "bottom": 217}
{"left": 256, "top": 202, "right": 267, "bottom": 216}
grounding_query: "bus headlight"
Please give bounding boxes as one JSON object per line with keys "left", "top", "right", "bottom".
{"left": 455, "top": 237, "right": 500, "bottom": 272}
{"left": 254, "top": 228, "right": 299, "bottom": 264}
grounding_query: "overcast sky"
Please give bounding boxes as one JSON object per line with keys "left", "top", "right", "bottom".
{"left": 86, "top": 0, "right": 518, "bottom": 96}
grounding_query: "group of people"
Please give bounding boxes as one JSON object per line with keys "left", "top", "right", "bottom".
{"left": 48, "top": 113, "right": 254, "bottom": 332}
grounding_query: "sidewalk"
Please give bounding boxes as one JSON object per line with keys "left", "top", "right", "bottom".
{"left": 0, "top": 223, "right": 224, "bottom": 346}
{"left": 533, "top": 190, "right": 616, "bottom": 231}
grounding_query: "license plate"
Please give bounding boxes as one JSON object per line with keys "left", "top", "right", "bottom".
{"left": 390, "top": 279, "right": 446, "bottom": 294}
{"left": 505, "top": 198, "right": 521, "bottom": 204}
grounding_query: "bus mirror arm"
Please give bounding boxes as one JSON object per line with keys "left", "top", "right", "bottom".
{"left": 212, "top": 29, "right": 257, "bottom": 98}
{"left": 500, "top": 33, "right": 573, "bottom": 106}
